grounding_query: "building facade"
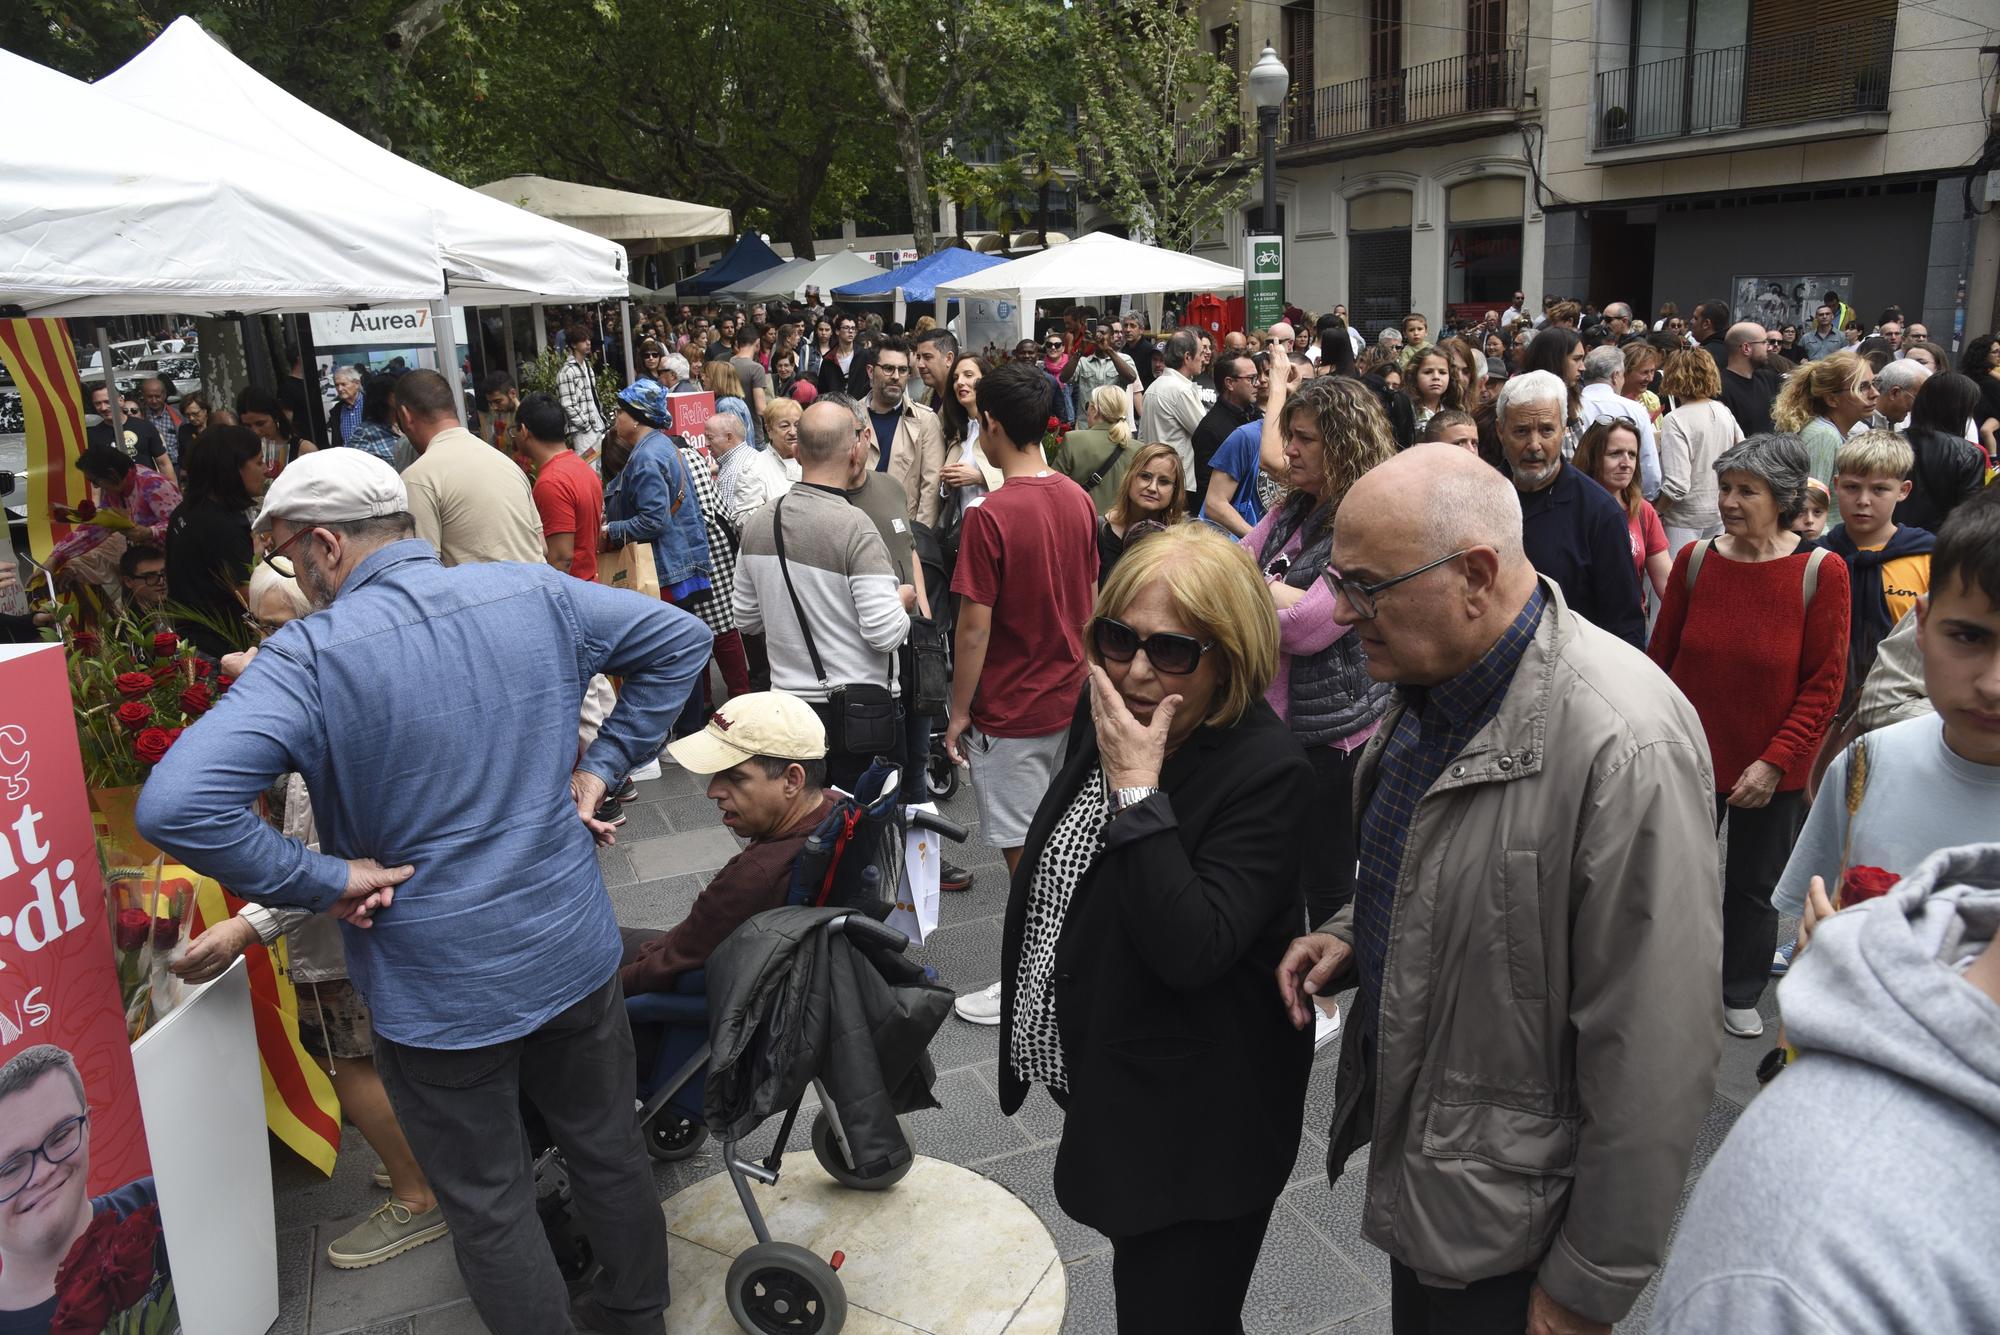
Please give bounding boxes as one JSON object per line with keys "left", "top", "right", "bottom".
{"left": 1540, "top": 0, "right": 1994, "bottom": 340}
{"left": 1200, "top": 0, "right": 1998, "bottom": 344}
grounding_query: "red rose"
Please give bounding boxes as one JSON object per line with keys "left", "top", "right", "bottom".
{"left": 179, "top": 683, "right": 213, "bottom": 715}
{"left": 152, "top": 631, "right": 179, "bottom": 659}
{"left": 115, "top": 701, "right": 154, "bottom": 731}
{"left": 114, "top": 671, "right": 155, "bottom": 698}
{"left": 114, "top": 907, "right": 152, "bottom": 951}
{"left": 75, "top": 498, "right": 97, "bottom": 521}
{"left": 151, "top": 909, "right": 182, "bottom": 950}
{"left": 73, "top": 631, "right": 101, "bottom": 657}
{"left": 50, "top": 1213, "right": 117, "bottom": 1335}
{"left": 192, "top": 658, "right": 213, "bottom": 679}
{"left": 102, "top": 1205, "right": 161, "bottom": 1308}
{"left": 1840, "top": 865, "right": 1899, "bottom": 905}
{"left": 1045, "top": 416, "right": 1061, "bottom": 433}
{"left": 216, "top": 673, "right": 235, "bottom": 693}
{"left": 133, "top": 727, "right": 173, "bottom": 766}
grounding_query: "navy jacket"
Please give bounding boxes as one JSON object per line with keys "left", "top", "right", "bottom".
{"left": 1516, "top": 462, "right": 1647, "bottom": 649}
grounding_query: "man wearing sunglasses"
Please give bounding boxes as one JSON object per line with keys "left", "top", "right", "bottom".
{"left": 1277, "top": 445, "right": 1720, "bottom": 1335}
{"left": 0, "top": 1045, "right": 158, "bottom": 1331}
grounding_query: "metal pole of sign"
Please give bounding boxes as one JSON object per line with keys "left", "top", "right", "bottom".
{"left": 293, "top": 313, "right": 329, "bottom": 447}
{"left": 429, "top": 296, "right": 465, "bottom": 425}
{"left": 620, "top": 299, "right": 637, "bottom": 387}
{"left": 95, "top": 324, "right": 124, "bottom": 437}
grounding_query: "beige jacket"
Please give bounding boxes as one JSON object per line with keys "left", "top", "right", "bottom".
{"left": 1324, "top": 579, "right": 1721, "bottom": 1325}
{"left": 864, "top": 398, "right": 946, "bottom": 529}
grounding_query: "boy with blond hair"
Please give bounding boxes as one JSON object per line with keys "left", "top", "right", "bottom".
{"left": 1824, "top": 430, "right": 1934, "bottom": 700}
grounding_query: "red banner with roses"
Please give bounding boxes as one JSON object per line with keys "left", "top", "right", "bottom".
{"left": 0, "top": 642, "right": 176, "bottom": 1333}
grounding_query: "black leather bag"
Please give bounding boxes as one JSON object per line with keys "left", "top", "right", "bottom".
{"left": 773, "top": 495, "right": 899, "bottom": 756}
{"left": 903, "top": 615, "right": 950, "bottom": 719}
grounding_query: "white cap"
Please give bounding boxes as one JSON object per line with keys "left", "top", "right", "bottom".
{"left": 253, "top": 449, "right": 408, "bottom": 534}
{"left": 665, "top": 691, "right": 827, "bottom": 775}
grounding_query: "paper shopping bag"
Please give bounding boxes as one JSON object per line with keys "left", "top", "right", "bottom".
{"left": 599, "top": 540, "right": 660, "bottom": 601}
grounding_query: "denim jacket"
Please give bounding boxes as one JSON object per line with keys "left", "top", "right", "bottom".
{"left": 605, "top": 428, "right": 712, "bottom": 589}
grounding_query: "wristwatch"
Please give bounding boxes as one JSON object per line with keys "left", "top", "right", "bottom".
{"left": 1108, "top": 785, "right": 1160, "bottom": 817}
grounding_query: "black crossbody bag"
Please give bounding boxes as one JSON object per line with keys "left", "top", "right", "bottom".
{"left": 772, "top": 495, "right": 899, "bottom": 755}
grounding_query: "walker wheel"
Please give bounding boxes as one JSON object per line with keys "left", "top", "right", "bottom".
{"left": 643, "top": 1110, "right": 709, "bottom": 1162}
{"left": 810, "top": 1109, "right": 914, "bottom": 1191}
{"left": 726, "top": 1241, "right": 846, "bottom": 1334}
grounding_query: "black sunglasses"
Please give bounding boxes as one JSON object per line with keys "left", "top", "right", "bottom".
{"left": 1091, "top": 616, "right": 1213, "bottom": 676}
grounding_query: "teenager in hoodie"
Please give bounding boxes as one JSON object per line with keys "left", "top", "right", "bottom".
{"left": 1822, "top": 431, "right": 1935, "bottom": 702}
{"left": 1651, "top": 842, "right": 2000, "bottom": 1334}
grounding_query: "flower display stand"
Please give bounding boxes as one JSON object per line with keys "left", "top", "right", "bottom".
{"left": 130, "top": 958, "right": 279, "bottom": 1335}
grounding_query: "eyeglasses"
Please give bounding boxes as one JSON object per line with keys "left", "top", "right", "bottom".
{"left": 875, "top": 362, "right": 911, "bottom": 377}
{"left": 262, "top": 525, "right": 310, "bottom": 576}
{"left": 1091, "top": 616, "right": 1214, "bottom": 676}
{"left": 127, "top": 570, "right": 167, "bottom": 586}
{"left": 0, "top": 1114, "right": 88, "bottom": 1204}
{"left": 1325, "top": 548, "right": 1472, "bottom": 620}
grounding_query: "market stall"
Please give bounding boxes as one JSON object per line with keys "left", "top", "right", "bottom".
{"left": 934, "top": 231, "right": 1246, "bottom": 341}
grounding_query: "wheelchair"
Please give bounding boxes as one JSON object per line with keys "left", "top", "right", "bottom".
{"left": 535, "top": 759, "right": 965, "bottom": 1335}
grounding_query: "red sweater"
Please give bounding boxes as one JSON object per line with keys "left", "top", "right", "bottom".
{"left": 1647, "top": 541, "right": 1850, "bottom": 792}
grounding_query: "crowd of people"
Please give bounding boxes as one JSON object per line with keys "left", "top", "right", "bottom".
{"left": 9, "top": 276, "right": 1998, "bottom": 1335}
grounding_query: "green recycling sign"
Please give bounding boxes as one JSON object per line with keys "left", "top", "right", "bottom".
{"left": 1245, "top": 235, "right": 1284, "bottom": 330}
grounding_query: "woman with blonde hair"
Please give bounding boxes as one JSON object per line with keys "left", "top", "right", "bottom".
{"left": 1622, "top": 340, "right": 1664, "bottom": 423}
{"left": 1656, "top": 347, "right": 1744, "bottom": 553}
{"left": 1773, "top": 349, "right": 1877, "bottom": 524}
{"left": 701, "top": 357, "right": 756, "bottom": 447}
{"left": 1096, "top": 442, "right": 1185, "bottom": 585}
{"left": 1052, "top": 382, "right": 1138, "bottom": 514}
{"left": 1241, "top": 376, "right": 1396, "bottom": 933}
{"left": 997, "top": 523, "right": 1312, "bottom": 1331}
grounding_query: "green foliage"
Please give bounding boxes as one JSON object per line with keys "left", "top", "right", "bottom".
{"left": 519, "top": 348, "right": 619, "bottom": 424}
{"left": 1072, "top": 0, "right": 1252, "bottom": 254}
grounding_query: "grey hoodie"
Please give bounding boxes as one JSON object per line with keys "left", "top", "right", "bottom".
{"left": 1653, "top": 843, "right": 2000, "bottom": 1333}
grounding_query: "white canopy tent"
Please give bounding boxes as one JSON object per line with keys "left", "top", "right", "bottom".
{"left": 97, "top": 19, "right": 629, "bottom": 307}
{"left": 719, "top": 251, "right": 888, "bottom": 303}
{"left": 473, "top": 175, "right": 731, "bottom": 253}
{"left": 936, "top": 232, "right": 1245, "bottom": 339}
{"left": 0, "top": 46, "right": 443, "bottom": 317}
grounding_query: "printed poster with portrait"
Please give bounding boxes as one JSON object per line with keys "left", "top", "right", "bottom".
{"left": 1731, "top": 275, "right": 1854, "bottom": 334}
{"left": 0, "top": 643, "right": 176, "bottom": 1335}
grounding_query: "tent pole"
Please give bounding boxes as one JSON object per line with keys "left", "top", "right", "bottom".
{"left": 429, "top": 297, "right": 465, "bottom": 425}
{"left": 893, "top": 286, "right": 906, "bottom": 330}
{"left": 534, "top": 304, "right": 548, "bottom": 359}
{"left": 96, "top": 325, "right": 124, "bottom": 438}
{"left": 294, "top": 314, "right": 330, "bottom": 446}
{"left": 503, "top": 307, "right": 520, "bottom": 385}
{"left": 935, "top": 290, "right": 946, "bottom": 327}
{"left": 620, "top": 299, "right": 637, "bottom": 387}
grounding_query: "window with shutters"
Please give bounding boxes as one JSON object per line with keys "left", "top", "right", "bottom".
{"left": 1283, "top": 1, "right": 1316, "bottom": 142}
{"left": 1367, "top": 0, "right": 1405, "bottom": 129}
{"left": 1348, "top": 191, "right": 1413, "bottom": 341}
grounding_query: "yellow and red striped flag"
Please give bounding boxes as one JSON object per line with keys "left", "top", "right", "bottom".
{"left": 0, "top": 317, "right": 88, "bottom": 563}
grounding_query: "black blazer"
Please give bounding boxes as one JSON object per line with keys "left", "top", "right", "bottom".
{"left": 998, "top": 698, "right": 1315, "bottom": 1238}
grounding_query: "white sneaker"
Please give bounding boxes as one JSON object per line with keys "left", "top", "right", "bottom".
{"left": 1313, "top": 1003, "right": 1343, "bottom": 1052}
{"left": 1723, "top": 1006, "right": 1765, "bottom": 1038}
{"left": 629, "top": 758, "right": 662, "bottom": 782}
{"left": 954, "top": 982, "right": 1002, "bottom": 1026}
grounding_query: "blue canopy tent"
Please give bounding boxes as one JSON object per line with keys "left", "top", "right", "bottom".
{"left": 678, "top": 231, "right": 784, "bottom": 297}
{"left": 831, "top": 248, "right": 1009, "bottom": 309}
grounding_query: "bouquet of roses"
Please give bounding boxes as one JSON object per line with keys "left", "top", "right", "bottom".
{"left": 65, "top": 619, "right": 233, "bottom": 789}
{"left": 1040, "top": 414, "right": 1069, "bottom": 457}
{"left": 108, "top": 871, "right": 192, "bottom": 1039}
{"left": 49, "top": 1204, "right": 175, "bottom": 1335}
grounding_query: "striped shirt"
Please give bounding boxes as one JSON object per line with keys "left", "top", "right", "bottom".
{"left": 1352, "top": 587, "right": 1545, "bottom": 1031}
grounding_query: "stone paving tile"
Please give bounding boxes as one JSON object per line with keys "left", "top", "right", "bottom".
{"left": 625, "top": 826, "right": 740, "bottom": 880}
{"left": 607, "top": 873, "right": 705, "bottom": 929}
{"left": 408, "top": 1301, "right": 490, "bottom": 1334}
{"left": 968, "top": 1059, "right": 1065, "bottom": 1147}
{"left": 272, "top": 1226, "right": 315, "bottom": 1335}
{"left": 610, "top": 801, "right": 672, "bottom": 843}
{"left": 924, "top": 1008, "right": 1005, "bottom": 1077}
{"left": 1245, "top": 1198, "right": 1386, "bottom": 1334}
{"left": 650, "top": 793, "right": 737, "bottom": 837}
{"left": 1057, "top": 1254, "right": 1114, "bottom": 1335}
{"left": 968, "top": 1143, "right": 1109, "bottom": 1264}
{"left": 1316, "top": 1303, "right": 1395, "bottom": 1334}
{"left": 594, "top": 843, "right": 636, "bottom": 887}
{"left": 346, "top": 1321, "right": 416, "bottom": 1335}
{"left": 906, "top": 915, "right": 1005, "bottom": 993}
{"left": 308, "top": 1230, "right": 467, "bottom": 1334}
{"left": 274, "top": 1126, "right": 381, "bottom": 1231}
{"left": 1284, "top": 1147, "right": 1389, "bottom": 1298}
{"left": 905, "top": 1067, "right": 1033, "bottom": 1163}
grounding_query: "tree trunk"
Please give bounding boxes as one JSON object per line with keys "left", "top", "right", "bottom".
{"left": 193, "top": 318, "right": 251, "bottom": 411}
{"left": 892, "top": 117, "right": 935, "bottom": 256}
{"left": 780, "top": 205, "right": 819, "bottom": 261}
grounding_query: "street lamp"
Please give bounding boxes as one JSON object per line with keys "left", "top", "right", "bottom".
{"left": 1247, "top": 44, "right": 1289, "bottom": 238}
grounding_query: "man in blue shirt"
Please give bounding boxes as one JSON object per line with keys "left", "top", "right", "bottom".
{"left": 139, "top": 450, "right": 711, "bottom": 1335}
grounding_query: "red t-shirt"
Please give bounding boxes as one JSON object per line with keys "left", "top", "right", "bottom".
{"left": 1625, "top": 500, "right": 1667, "bottom": 605}
{"left": 951, "top": 472, "right": 1100, "bottom": 737}
{"left": 532, "top": 450, "right": 604, "bottom": 582}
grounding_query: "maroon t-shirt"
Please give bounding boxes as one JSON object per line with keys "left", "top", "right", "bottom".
{"left": 532, "top": 450, "right": 604, "bottom": 582}
{"left": 951, "top": 472, "right": 1099, "bottom": 737}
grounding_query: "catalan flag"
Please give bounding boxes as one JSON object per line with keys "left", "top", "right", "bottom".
{"left": 189, "top": 880, "right": 345, "bottom": 1175}
{"left": 0, "top": 317, "right": 88, "bottom": 562}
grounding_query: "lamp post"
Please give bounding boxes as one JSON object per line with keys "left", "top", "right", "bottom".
{"left": 1245, "top": 44, "right": 1290, "bottom": 328}
{"left": 1248, "top": 44, "right": 1289, "bottom": 237}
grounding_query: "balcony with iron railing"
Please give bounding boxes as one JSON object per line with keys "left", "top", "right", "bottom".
{"left": 1593, "top": 18, "right": 1893, "bottom": 151}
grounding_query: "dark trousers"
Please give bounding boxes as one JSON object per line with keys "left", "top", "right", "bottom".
{"left": 900, "top": 704, "right": 937, "bottom": 805}
{"left": 1390, "top": 1260, "right": 1536, "bottom": 1334}
{"left": 808, "top": 699, "right": 908, "bottom": 795}
{"left": 1109, "top": 1208, "right": 1273, "bottom": 1334}
{"left": 1304, "top": 744, "right": 1362, "bottom": 927}
{"left": 1715, "top": 791, "right": 1809, "bottom": 1009}
{"left": 374, "top": 975, "right": 668, "bottom": 1335}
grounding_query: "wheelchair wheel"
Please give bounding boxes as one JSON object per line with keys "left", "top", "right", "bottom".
{"left": 810, "top": 1109, "right": 914, "bottom": 1192}
{"left": 643, "top": 1110, "right": 709, "bottom": 1163}
{"left": 726, "top": 1241, "right": 846, "bottom": 1334}
{"left": 924, "top": 746, "right": 959, "bottom": 800}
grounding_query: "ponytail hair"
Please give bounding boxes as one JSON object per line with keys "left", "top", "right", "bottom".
{"left": 1091, "top": 384, "right": 1133, "bottom": 445}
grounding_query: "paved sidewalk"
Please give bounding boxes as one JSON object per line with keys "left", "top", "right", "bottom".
{"left": 270, "top": 760, "right": 1771, "bottom": 1334}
